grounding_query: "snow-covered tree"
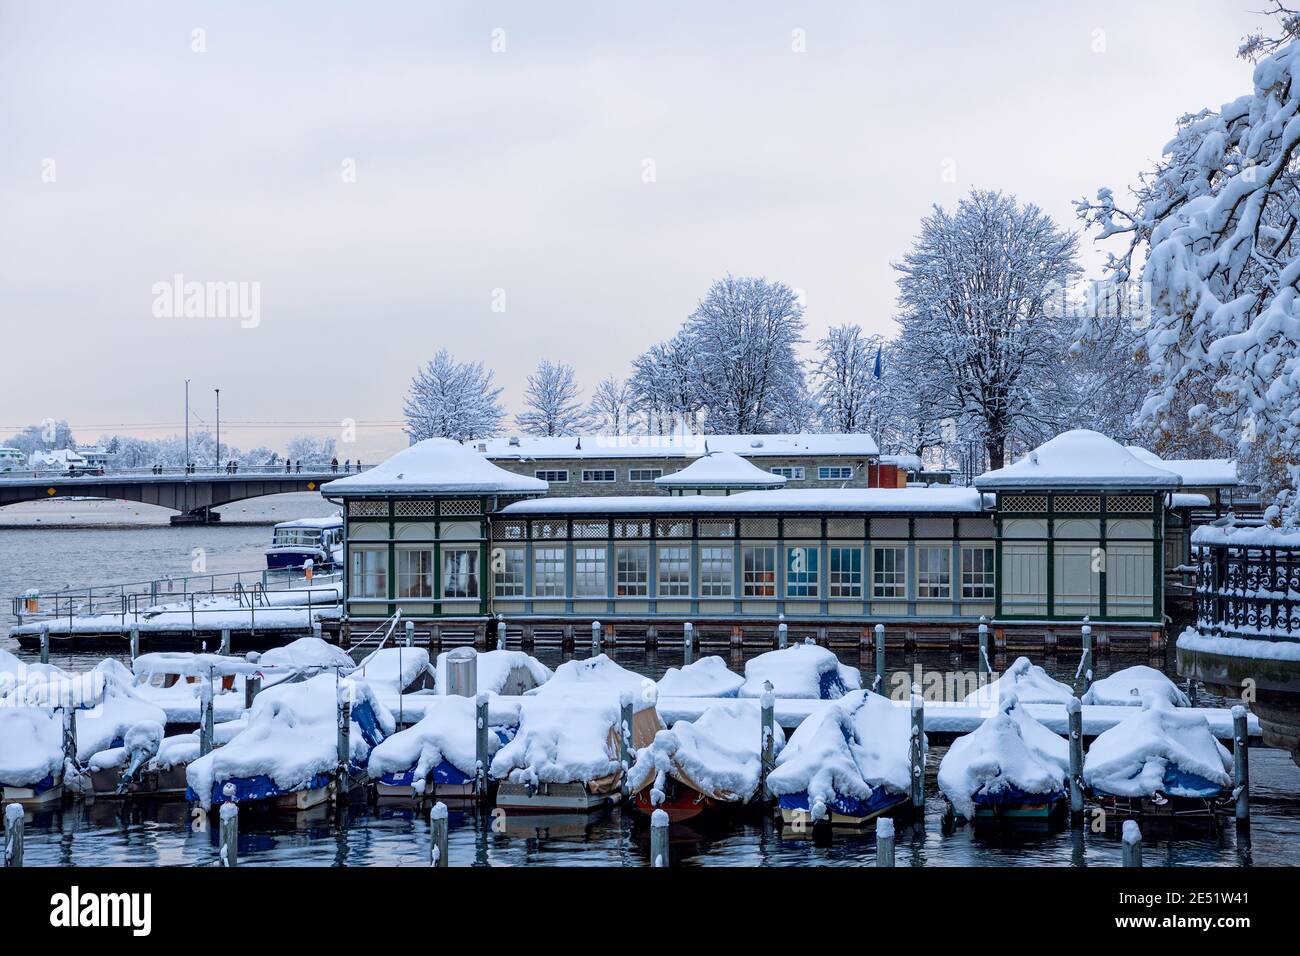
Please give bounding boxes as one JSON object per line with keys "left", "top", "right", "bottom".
{"left": 629, "top": 332, "right": 702, "bottom": 434}
{"left": 683, "top": 275, "right": 809, "bottom": 434}
{"left": 285, "top": 434, "right": 336, "bottom": 464}
{"left": 1076, "top": 5, "right": 1300, "bottom": 513}
{"left": 516, "top": 359, "right": 588, "bottom": 437}
{"left": 404, "top": 349, "right": 505, "bottom": 442}
{"left": 813, "top": 324, "right": 885, "bottom": 433}
{"left": 5, "top": 420, "right": 77, "bottom": 457}
{"left": 588, "top": 375, "right": 632, "bottom": 433}
{"left": 893, "top": 189, "right": 1082, "bottom": 468}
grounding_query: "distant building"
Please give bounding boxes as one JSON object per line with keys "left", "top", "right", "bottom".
{"left": 28, "top": 448, "right": 90, "bottom": 473}
{"left": 467, "top": 433, "right": 884, "bottom": 496}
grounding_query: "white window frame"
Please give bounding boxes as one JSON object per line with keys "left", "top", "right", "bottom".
{"left": 916, "top": 546, "right": 951, "bottom": 599}
{"left": 818, "top": 465, "right": 855, "bottom": 480}
{"left": 534, "top": 469, "right": 569, "bottom": 483}
{"left": 615, "top": 546, "right": 649, "bottom": 597}
{"left": 961, "top": 546, "right": 996, "bottom": 599}
{"left": 657, "top": 546, "right": 691, "bottom": 597}
{"left": 351, "top": 547, "right": 387, "bottom": 599}
{"left": 441, "top": 547, "right": 479, "bottom": 600}
{"left": 532, "top": 547, "right": 566, "bottom": 598}
{"left": 872, "top": 546, "right": 907, "bottom": 599}
{"left": 493, "top": 546, "right": 526, "bottom": 597}
{"left": 581, "top": 469, "right": 617, "bottom": 483}
{"left": 698, "top": 546, "right": 733, "bottom": 597}
{"left": 574, "top": 546, "right": 608, "bottom": 598}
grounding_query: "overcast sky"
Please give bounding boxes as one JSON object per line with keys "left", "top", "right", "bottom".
{"left": 0, "top": 0, "right": 1271, "bottom": 461}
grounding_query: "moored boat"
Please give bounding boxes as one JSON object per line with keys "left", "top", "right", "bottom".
{"left": 265, "top": 514, "right": 344, "bottom": 570}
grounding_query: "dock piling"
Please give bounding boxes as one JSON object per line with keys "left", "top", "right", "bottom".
{"left": 39, "top": 623, "right": 49, "bottom": 665}
{"left": 683, "top": 622, "right": 694, "bottom": 665}
{"left": 777, "top": 619, "right": 788, "bottom": 649}
{"left": 1067, "top": 697, "right": 1084, "bottom": 824}
{"left": 909, "top": 683, "right": 925, "bottom": 811}
{"left": 760, "top": 682, "right": 775, "bottom": 801}
{"left": 312, "top": 621, "right": 323, "bottom": 642}
{"left": 978, "top": 617, "right": 991, "bottom": 676}
{"left": 4, "top": 803, "right": 23, "bottom": 868}
{"left": 1121, "top": 820, "right": 1143, "bottom": 867}
{"left": 619, "top": 694, "right": 634, "bottom": 799}
{"left": 495, "top": 614, "right": 506, "bottom": 651}
{"left": 431, "top": 802, "right": 449, "bottom": 867}
{"left": 129, "top": 624, "right": 140, "bottom": 661}
{"left": 405, "top": 620, "right": 415, "bottom": 649}
{"left": 336, "top": 695, "right": 352, "bottom": 801}
{"left": 475, "top": 693, "right": 490, "bottom": 806}
{"left": 876, "top": 817, "right": 895, "bottom": 867}
{"left": 245, "top": 673, "right": 261, "bottom": 709}
{"left": 61, "top": 707, "right": 77, "bottom": 768}
{"left": 219, "top": 783, "right": 238, "bottom": 868}
{"left": 1078, "top": 621, "right": 1094, "bottom": 697}
{"left": 650, "top": 808, "right": 669, "bottom": 867}
{"left": 219, "top": 628, "right": 231, "bottom": 656}
{"left": 1232, "top": 705, "right": 1250, "bottom": 825}
{"left": 199, "top": 681, "right": 214, "bottom": 757}
{"left": 873, "top": 623, "right": 885, "bottom": 693}
{"left": 591, "top": 620, "right": 602, "bottom": 656}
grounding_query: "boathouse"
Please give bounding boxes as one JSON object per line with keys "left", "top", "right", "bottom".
{"left": 323, "top": 430, "right": 1201, "bottom": 650}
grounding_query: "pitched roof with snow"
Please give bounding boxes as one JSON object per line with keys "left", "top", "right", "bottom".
{"left": 654, "top": 451, "right": 787, "bottom": 489}
{"left": 321, "top": 438, "right": 548, "bottom": 496}
{"left": 470, "top": 432, "right": 879, "bottom": 460}
{"left": 974, "top": 430, "right": 1182, "bottom": 491}
{"left": 1124, "top": 446, "right": 1238, "bottom": 488}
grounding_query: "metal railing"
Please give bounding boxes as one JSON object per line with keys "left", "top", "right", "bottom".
{"left": 0, "top": 463, "right": 356, "bottom": 480}
{"left": 1195, "top": 542, "right": 1300, "bottom": 642}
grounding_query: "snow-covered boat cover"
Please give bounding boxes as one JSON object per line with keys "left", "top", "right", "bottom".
{"left": 353, "top": 647, "right": 432, "bottom": 694}
{"left": 530, "top": 654, "right": 658, "bottom": 711}
{"left": 653, "top": 451, "right": 786, "bottom": 489}
{"left": 974, "top": 430, "right": 1182, "bottom": 490}
{"left": 1083, "top": 695, "right": 1232, "bottom": 799}
{"left": 489, "top": 695, "right": 630, "bottom": 792}
{"left": 367, "top": 695, "right": 495, "bottom": 790}
{"left": 740, "top": 641, "right": 861, "bottom": 699}
{"left": 186, "top": 673, "right": 394, "bottom": 807}
{"left": 964, "top": 656, "right": 1075, "bottom": 707}
{"left": 257, "top": 637, "right": 355, "bottom": 677}
{"left": 434, "top": 649, "right": 551, "bottom": 696}
{"left": 1082, "top": 665, "right": 1190, "bottom": 708}
{"left": 627, "top": 701, "right": 785, "bottom": 804}
{"left": 765, "top": 690, "right": 916, "bottom": 820}
{"left": 0, "top": 706, "right": 64, "bottom": 787}
{"left": 937, "top": 695, "right": 1068, "bottom": 819}
{"left": 133, "top": 652, "right": 258, "bottom": 680}
{"left": 321, "top": 437, "right": 547, "bottom": 496}
{"left": 656, "top": 656, "right": 745, "bottom": 698}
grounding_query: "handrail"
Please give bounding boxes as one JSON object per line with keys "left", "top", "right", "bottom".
{"left": 350, "top": 609, "right": 404, "bottom": 669}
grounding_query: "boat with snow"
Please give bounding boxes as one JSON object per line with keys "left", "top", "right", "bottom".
{"left": 766, "top": 689, "right": 916, "bottom": 829}
{"left": 1083, "top": 694, "right": 1232, "bottom": 824}
{"left": 938, "top": 694, "right": 1069, "bottom": 829}
{"left": 367, "top": 695, "right": 497, "bottom": 802}
{"left": 266, "top": 514, "right": 344, "bottom": 570}
{"left": 627, "top": 700, "right": 783, "bottom": 822}
{"left": 740, "top": 639, "right": 861, "bottom": 700}
{"left": 0, "top": 707, "right": 67, "bottom": 806}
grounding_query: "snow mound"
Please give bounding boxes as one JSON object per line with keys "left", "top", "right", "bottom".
{"left": 656, "top": 656, "right": 745, "bottom": 698}
{"left": 0, "top": 707, "right": 64, "bottom": 787}
{"left": 766, "top": 690, "right": 915, "bottom": 819}
{"left": 434, "top": 649, "right": 551, "bottom": 696}
{"left": 740, "top": 641, "right": 861, "bottom": 699}
{"left": 489, "top": 696, "right": 624, "bottom": 791}
{"left": 531, "top": 654, "right": 657, "bottom": 711}
{"left": 938, "top": 696, "right": 1068, "bottom": 820}
{"left": 353, "top": 647, "right": 432, "bottom": 694}
{"left": 964, "top": 656, "right": 1075, "bottom": 707}
{"left": 368, "top": 695, "right": 494, "bottom": 791}
{"left": 627, "top": 701, "right": 784, "bottom": 803}
{"left": 185, "top": 673, "right": 392, "bottom": 808}
{"left": 257, "top": 637, "right": 356, "bottom": 677}
{"left": 1083, "top": 665, "right": 1190, "bottom": 708}
{"left": 1083, "top": 695, "right": 1232, "bottom": 798}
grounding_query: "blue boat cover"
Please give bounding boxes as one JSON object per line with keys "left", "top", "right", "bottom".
{"left": 1162, "top": 765, "right": 1228, "bottom": 799}
{"left": 351, "top": 700, "right": 384, "bottom": 749}
{"left": 972, "top": 785, "right": 1066, "bottom": 807}
{"left": 779, "top": 787, "right": 908, "bottom": 819}
{"left": 190, "top": 771, "right": 333, "bottom": 806}
{"left": 380, "top": 762, "right": 473, "bottom": 788}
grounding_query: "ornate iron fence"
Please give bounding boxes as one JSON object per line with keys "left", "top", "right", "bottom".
{"left": 1195, "top": 542, "right": 1300, "bottom": 642}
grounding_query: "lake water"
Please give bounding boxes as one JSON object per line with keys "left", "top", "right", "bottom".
{"left": 3, "top": 498, "right": 1298, "bottom": 866}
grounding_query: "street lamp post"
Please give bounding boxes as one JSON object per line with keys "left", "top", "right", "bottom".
{"left": 184, "top": 379, "right": 191, "bottom": 473}
{"left": 215, "top": 388, "right": 221, "bottom": 470}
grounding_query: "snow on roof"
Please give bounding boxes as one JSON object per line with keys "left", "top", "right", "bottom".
{"left": 654, "top": 451, "right": 787, "bottom": 489}
{"left": 472, "top": 432, "right": 879, "bottom": 460}
{"left": 321, "top": 438, "right": 548, "bottom": 496}
{"left": 974, "top": 430, "right": 1182, "bottom": 490}
{"left": 500, "top": 486, "right": 988, "bottom": 516}
{"left": 1124, "top": 446, "right": 1238, "bottom": 488}
{"left": 880, "top": 454, "right": 922, "bottom": 473}
{"left": 273, "top": 513, "right": 343, "bottom": 530}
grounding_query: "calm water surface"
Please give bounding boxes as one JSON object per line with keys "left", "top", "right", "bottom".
{"left": 3, "top": 498, "right": 1298, "bottom": 866}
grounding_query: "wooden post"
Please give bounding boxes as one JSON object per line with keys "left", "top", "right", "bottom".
{"left": 978, "top": 617, "right": 990, "bottom": 676}
{"left": 760, "top": 682, "right": 775, "bottom": 802}
{"left": 61, "top": 707, "right": 77, "bottom": 768}
{"left": 619, "top": 694, "right": 634, "bottom": 798}
{"left": 336, "top": 695, "right": 352, "bottom": 800}
{"left": 430, "top": 802, "right": 449, "bottom": 867}
{"left": 909, "top": 683, "right": 925, "bottom": 811}
{"left": 1079, "top": 621, "right": 1094, "bottom": 697}
{"left": 495, "top": 614, "right": 506, "bottom": 651}
{"left": 199, "top": 681, "right": 214, "bottom": 757}
{"left": 683, "top": 622, "right": 694, "bottom": 665}
{"left": 39, "top": 622, "right": 49, "bottom": 665}
{"left": 129, "top": 623, "right": 140, "bottom": 662}
{"left": 1232, "top": 705, "right": 1250, "bottom": 825}
{"left": 1121, "top": 820, "right": 1142, "bottom": 867}
{"left": 219, "top": 783, "right": 238, "bottom": 868}
{"left": 1068, "top": 697, "right": 1084, "bottom": 823}
{"left": 475, "top": 693, "right": 490, "bottom": 805}
{"left": 591, "top": 620, "right": 602, "bottom": 656}
{"left": 650, "top": 808, "right": 669, "bottom": 867}
{"left": 873, "top": 623, "right": 885, "bottom": 694}
{"left": 219, "top": 628, "right": 231, "bottom": 656}
{"left": 876, "top": 816, "right": 895, "bottom": 867}
{"left": 245, "top": 673, "right": 261, "bottom": 710}
{"left": 3, "top": 803, "right": 22, "bottom": 868}
{"left": 406, "top": 620, "right": 415, "bottom": 649}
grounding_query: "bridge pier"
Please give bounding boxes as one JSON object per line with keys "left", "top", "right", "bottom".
{"left": 169, "top": 507, "right": 223, "bottom": 525}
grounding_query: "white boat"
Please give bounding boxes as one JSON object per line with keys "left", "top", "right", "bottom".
{"left": 266, "top": 514, "right": 344, "bottom": 571}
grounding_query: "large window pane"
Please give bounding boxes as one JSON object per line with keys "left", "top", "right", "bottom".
{"left": 533, "top": 547, "right": 566, "bottom": 597}
{"left": 743, "top": 546, "right": 776, "bottom": 597}
{"left": 397, "top": 548, "right": 433, "bottom": 598}
{"left": 615, "top": 547, "right": 649, "bottom": 596}
{"left": 916, "top": 546, "right": 951, "bottom": 599}
{"left": 493, "top": 546, "right": 525, "bottom": 597}
{"left": 574, "top": 547, "right": 608, "bottom": 597}
{"left": 658, "top": 546, "right": 691, "bottom": 597}
{"left": 829, "top": 547, "right": 862, "bottom": 598}
{"left": 872, "top": 546, "right": 906, "bottom": 599}
{"left": 351, "top": 548, "right": 387, "bottom": 599}
{"left": 441, "top": 547, "right": 478, "bottom": 599}
{"left": 786, "top": 546, "right": 819, "bottom": 598}
{"left": 699, "top": 547, "right": 733, "bottom": 597}
{"left": 960, "top": 546, "right": 995, "bottom": 599}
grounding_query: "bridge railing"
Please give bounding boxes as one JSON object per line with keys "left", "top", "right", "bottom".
{"left": 11, "top": 564, "right": 342, "bottom": 625}
{"left": 0, "top": 463, "right": 361, "bottom": 480}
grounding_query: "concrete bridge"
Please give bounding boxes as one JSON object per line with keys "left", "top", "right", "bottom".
{"left": 0, "top": 468, "right": 340, "bottom": 523}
